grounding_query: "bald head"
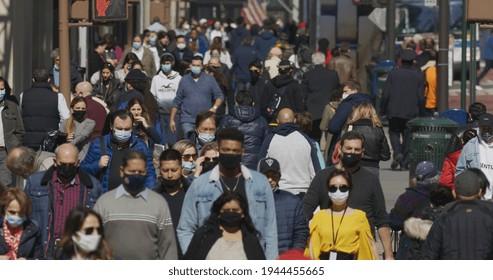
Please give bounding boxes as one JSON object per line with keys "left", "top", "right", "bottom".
{"left": 75, "top": 81, "right": 93, "bottom": 97}
{"left": 55, "top": 144, "right": 79, "bottom": 164}
{"left": 6, "top": 147, "right": 37, "bottom": 178}
{"left": 269, "top": 47, "right": 282, "bottom": 58}
{"left": 277, "top": 108, "right": 295, "bottom": 124}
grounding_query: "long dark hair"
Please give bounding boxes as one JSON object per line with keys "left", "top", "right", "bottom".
{"left": 204, "top": 192, "right": 258, "bottom": 235}
{"left": 56, "top": 206, "right": 113, "bottom": 260}
{"left": 64, "top": 96, "right": 87, "bottom": 134}
{"left": 126, "top": 98, "right": 152, "bottom": 143}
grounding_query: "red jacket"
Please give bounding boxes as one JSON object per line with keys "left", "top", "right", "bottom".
{"left": 439, "top": 150, "right": 461, "bottom": 190}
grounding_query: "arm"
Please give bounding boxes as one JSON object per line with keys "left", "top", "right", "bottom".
{"left": 210, "top": 79, "right": 224, "bottom": 109}
{"left": 176, "top": 182, "right": 200, "bottom": 254}
{"left": 302, "top": 171, "right": 326, "bottom": 220}
{"left": 262, "top": 177, "right": 279, "bottom": 260}
{"left": 72, "top": 119, "right": 95, "bottom": 146}
{"left": 80, "top": 139, "right": 103, "bottom": 175}
{"left": 13, "top": 104, "right": 25, "bottom": 144}
{"left": 291, "top": 198, "right": 310, "bottom": 250}
{"left": 372, "top": 178, "right": 393, "bottom": 259}
{"left": 57, "top": 94, "right": 71, "bottom": 121}
{"left": 150, "top": 76, "right": 158, "bottom": 99}
{"left": 439, "top": 156, "right": 455, "bottom": 188}
{"left": 379, "top": 127, "right": 391, "bottom": 161}
{"left": 306, "top": 216, "right": 321, "bottom": 260}
{"left": 143, "top": 144, "right": 156, "bottom": 188}
{"left": 377, "top": 226, "right": 394, "bottom": 260}
{"left": 143, "top": 125, "right": 162, "bottom": 144}
{"left": 380, "top": 74, "right": 391, "bottom": 116}
{"left": 224, "top": 52, "right": 233, "bottom": 69}
{"left": 327, "top": 102, "right": 350, "bottom": 135}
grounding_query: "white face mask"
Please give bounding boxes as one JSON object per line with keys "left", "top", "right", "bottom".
{"left": 72, "top": 232, "right": 102, "bottom": 253}
{"left": 329, "top": 189, "right": 349, "bottom": 203}
{"left": 342, "top": 93, "right": 350, "bottom": 100}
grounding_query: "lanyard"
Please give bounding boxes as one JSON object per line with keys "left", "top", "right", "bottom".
{"left": 331, "top": 206, "right": 348, "bottom": 247}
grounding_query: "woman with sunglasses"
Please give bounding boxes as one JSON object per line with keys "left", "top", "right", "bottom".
{"left": 172, "top": 140, "right": 198, "bottom": 180}
{"left": 194, "top": 141, "right": 219, "bottom": 177}
{"left": 55, "top": 206, "right": 113, "bottom": 260}
{"left": 305, "top": 169, "right": 378, "bottom": 260}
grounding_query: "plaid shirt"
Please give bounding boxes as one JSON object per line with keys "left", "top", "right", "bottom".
{"left": 52, "top": 172, "right": 81, "bottom": 239}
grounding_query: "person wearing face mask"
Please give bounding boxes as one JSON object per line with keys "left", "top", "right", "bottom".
{"left": 187, "top": 28, "right": 208, "bottom": 56}
{"left": 93, "top": 150, "right": 178, "bottom": 260}
{"left": 456, "top": 113, "right": 493, "bottom": 200}
{"left": 81, "top": 110, "right": 156, "bottom": 193}
{"left": 92, "top": 63, "right": 121, "bottom": 106}
{"left": 144, "top": 31, "right": 161, "bottom": 73}
{"left": 172, "top": 140, "right": 198, "bottom": 181}
{"left": 0, "top": 188, "right": 43, "bottom": 260}
{"left": 304, "top": 169, "right": 378, "bottom": 260}
{"left": 60, "top": 97, "right": 95, "bottom": 161}
{"left": 172, "top": 35, "right": 194, "bottom": 71}
{"left": 24, "top": 144, "right": 102, "bottom": 259}
{"left": 125, "top": 98, "right": 161, "bottom": 147}
{"left": 186, "top": 111, "right": 217, "bottom": 155}
{"left": 151, "top": 53, "right": 182, "bottom": 146}
{"left": 203, "top": 38, "right": 232, "bottom": 69}
{"left": 74, "top": 81, "right": 108, "bottom": 141}
{"left": 193, "top": 141, "right": 219, "bottom": 177}
{"left": 87, "top": 40, "right": 109, "bottom": 78}
{"left": 258, "top": 157, "right": 308, "bottom": 254}
{"left": 54, "top": 206, "right": 112, "bottom": 260}
{"left": 0, "top": 76, "right": 24, "bottom": 187}
{"left": 326, "top": 81, "right": 371, "bottom": 165}
{"left": 170, "top": 55, "right": 224, "bottom": 137}
{"left": 48, "top": 48, "right": 83, "bottom": 93}
{"left": 245, "top": 61, "right": 267, "bottom": 112}
{"left": 231, "top": 36, "right": 261, "bottom": 92}
{"left": 184, "top": 191, "right": 265, "bottom": 260}
{"left": 178, "top": 128, "right": 278, "bottom": 259}
{"left": 119, "top": 34, "right": 157, "bottom": 77}
{"left": 153, "top": 149, "right": 190, "bottom": 259}
{"left": 320, "top": 86, "right": 343, "bottom": 162}
{"left": 220, "top": 90, "right": 268, "bottom": 170}
{"left": 303, "top": 131, "right": 394, "bottom": 260}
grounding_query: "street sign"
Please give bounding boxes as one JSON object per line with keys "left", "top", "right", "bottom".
{"left": 424, "top": 0, "right": 437, "bottom": 6}
{"left": 93, "top": 0, "right": 128, "bottom": 21}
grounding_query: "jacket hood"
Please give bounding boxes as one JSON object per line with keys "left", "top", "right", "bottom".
{"left": 231, "top": 105, "right": 260, "bottom": 123}
{"left": 404, "top": 217, "right": 433, "bottom": 240}
{"left": 271, "top": 74, "right": 294, "bottom": 88}
{"left": 259, "top": 30, "right": 274, "bottom": 40}
{"left": 272, "top": 122, "right": 298, "bottom": 136}
{"left": 343, "top": 93, "right": 372, "bottom": 104}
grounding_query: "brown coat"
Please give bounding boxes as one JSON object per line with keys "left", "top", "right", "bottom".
{"left": 328, "top": 54, "right": 357, "bottom": 84}
{"left": 120, "top": 47, "right": 157, "bottom": 77}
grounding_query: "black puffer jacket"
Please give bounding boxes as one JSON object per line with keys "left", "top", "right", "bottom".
{"left": 220, "top": 105, "right": 268, "bottom": 169}
{"left": 345, "top": 118, "right": 390, "bottom": 167}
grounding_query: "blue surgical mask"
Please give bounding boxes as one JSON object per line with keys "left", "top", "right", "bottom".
{"left": 198, "top": 133, "right": 215, "bottom": 143}
{"left": 150, "top": 36, "right": 157, "bottom": 43}
{"left": 132, "top": 42, "right": 142, "bottom": 50}
{"left": 182, "top": 161, "right": 196, "bottom": 172}
{"left": 113, "top": 129, "right": 132, "bottom": 143}
{"left": 5, "top": 215, "right": 26, "bottom": 227}
{"left": 54, "top": 64, "right": 60, "bottom": 71}
{"left": 0, "top": 90, "right": 6, "bottom": 100}
{"left": 161, "top": 64, "right": 172, "bottom": 73}
{"left": 124, "top": 173, "right": 146, "bottom": 193}
{"left": 191, "top": 66, "right": 202, "bottom": 76}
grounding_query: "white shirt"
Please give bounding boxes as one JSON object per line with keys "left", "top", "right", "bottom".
{"left": 478, "top": 140, "right": 493, "bottom": 200}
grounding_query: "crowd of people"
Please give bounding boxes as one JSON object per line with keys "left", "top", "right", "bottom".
{"left": 0, "top": 15, "right": 493, "bottom": 260}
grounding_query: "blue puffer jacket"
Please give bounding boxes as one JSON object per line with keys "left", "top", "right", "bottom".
{"left": 220, "top": 106, "right": 268, "bottom": 169}
{"left": 81, "top": 133, "right": 156, "bottom": 192}
{"left": 24, "top": 167, "right": 102, "bottom": 259}
{"left": 274, "top": 189, "right": 309, "bottom": 253}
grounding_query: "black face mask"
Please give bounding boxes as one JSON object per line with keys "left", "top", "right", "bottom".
{"left": 72, "top": 110, "right": 86, "bottom": 122}
{"left": 250, "top": 71, "right": 260, "bottom": 84}
{"left": 56, "top": 163, "right": 78, "bottom": 181}
{"left": 341, "top": 153, "right": 362, "bottom": 168}
{"left": 219, "top": 154, "right": 242, "bottom": 170}
{"left": 219, "top": 211, "right": 243, "bottom": 228}
{"left": 201, "top": 161, "right": 217, "bottom": 175}
{"left": 159, "top": 177, "right": 181, "bottom": 190}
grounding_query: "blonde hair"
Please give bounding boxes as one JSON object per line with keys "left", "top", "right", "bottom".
{"left": 345, "top": 103, "right": 382, "bottom": 128}
{"left": 200, "top": 141, "right": 218, "bottom": 157}
{"left": 172, "top": 140, "right": 197, "bottom": 155}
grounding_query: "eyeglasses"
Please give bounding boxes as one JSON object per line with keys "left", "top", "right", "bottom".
{"left": 82, "top": 226, "right": 103, "bottom": 235}
{"left": 205, "top": 157, "right": 218, "bottom": 162}
{"left": 182, "top": 154, "right": 198, "bottom": 161}
{"left": 328, "top": 185, "right": 349, "bottom": 193}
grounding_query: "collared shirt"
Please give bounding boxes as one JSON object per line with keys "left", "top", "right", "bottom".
{"left": 115, "top": 184, "right": 148, "bottom": 202}
{"left": 52, "top": 172, "right": 81, "bottom": 239}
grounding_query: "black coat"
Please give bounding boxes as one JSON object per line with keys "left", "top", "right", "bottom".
{"left": 184, "top": 223, "right": 266, "bottom": 260}
{"left": 380, "top": 65, "right": 425, "bottom": 119}
{"left": 302, "top": 65, "right": 340, "bottom": 120}
{"left": 0, "top": 219, "right": 44, "bottom": 259}
{"left": 346, "top": 118, "right": 390, "bottom": 167}
{"left": 262, "top": 75, "right": 304, "bottom": 122}
{"left": 220, "top": 106, "right": 269, "bottom": 169}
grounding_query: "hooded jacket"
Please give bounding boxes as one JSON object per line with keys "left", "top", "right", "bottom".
{"left": 327, "top": 93, "right": 372, "bottom": 135}
{"left": 254, "top": 30, "right": 278, "bottom": 60}
{"left": 262, "top": 75, "right": 304, "bottom": 122}
{"left": 151, "top": 70, "right": 182, "bottom": 114}
{"left": 220, "top": 106, "right": 269, "bottom": 170}
{"left": 229, "top": 25, "right": 251, "bottom": 52}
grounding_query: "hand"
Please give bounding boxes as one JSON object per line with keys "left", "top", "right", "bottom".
{"left": 67, "top": 132, "right": 75, "bottom": 142}
{"left": 99, "top": 155, "right": 110, "bottom": 169}
{"left": 194, "top": 156, "right": 205, "bottom": 177}
{"left": 136, "top": 116, "right": 149, "bottom": 128}
{"left": 170, "top": 120, "right": 176, "bottom": 133}
{"left": 209, "top": 107, "right": 217, "bottom": 113}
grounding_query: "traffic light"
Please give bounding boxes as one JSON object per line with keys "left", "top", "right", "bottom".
{"left": 92, "top": 0, "right": 128, "bottom": 21}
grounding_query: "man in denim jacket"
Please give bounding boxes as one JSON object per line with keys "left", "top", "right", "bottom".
{"left": 177, "top": 128, "right": 278, "bottom": 259}
{"left": 24, "top": 144, "right": 102, "bottom": 259}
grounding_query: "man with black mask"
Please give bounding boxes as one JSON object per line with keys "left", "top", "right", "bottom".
{"left": 302, "top": 130, "right": 394, "bottom": 260}
{"left": 24, "top": 144, "right": 102, "bottom": 258}
{"left": 177, "top": 128, "right": 278, "bottom": 259}
{"left": 245, "top": 60, "right": 267, "bottom": 112}
{"left": 81, "top": 109, "right": 156, "bottom": 193}
{"left": 153, "top": 148, "right": 190, "bottom": 258}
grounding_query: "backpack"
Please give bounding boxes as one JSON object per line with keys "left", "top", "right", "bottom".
{"left": 39, "top": 130, "right": 68, "bottom": 152}
{"left": 266, "top": 86, "right": 287, "bottom": 118}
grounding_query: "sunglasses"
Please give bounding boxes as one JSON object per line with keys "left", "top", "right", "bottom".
{"left": 328, "top": 185, "right": 349, "bottom": 193}
{"left": 82, "top": 226, "right": 103, "bottom": 235}
{"left": 205, "top": 157, "right": 218, "bottom": 162}
{"left": 182, "top": 154, "right": 198, "bottom": 161}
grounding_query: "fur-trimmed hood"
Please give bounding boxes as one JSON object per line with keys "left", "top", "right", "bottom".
{"left": 404, "top": 217, "right": 433, "bottom": 240}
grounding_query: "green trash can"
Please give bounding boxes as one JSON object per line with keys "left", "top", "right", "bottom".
{"left": 407, "top": 117, "right": 458, "bottom": 173}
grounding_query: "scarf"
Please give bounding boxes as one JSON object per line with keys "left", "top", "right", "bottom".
{"left": 3, "top": 221, "right": 23, "bottom": 260}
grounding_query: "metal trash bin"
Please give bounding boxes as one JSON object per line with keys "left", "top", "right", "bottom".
{"left": 407, "top": 117, "right": 458, "bottom": 174}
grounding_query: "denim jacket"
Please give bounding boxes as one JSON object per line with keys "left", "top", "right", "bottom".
{"left": 177, "top": 165, "right": 278, "bottom": 259}
{"left": 456, "top": 137, "right": 480, "bottom": 176}
{"left": 24, "top": 167, "right": 102, "bottom": 259}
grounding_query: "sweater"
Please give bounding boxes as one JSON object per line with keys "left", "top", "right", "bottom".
{"left": 172, "top": 72, "right": 224, "bottom": 123}
{"left": 150, "top": 71, "right": 182, "bottom": 114}
{"left": 93, "top": 186, "right": 178, "bottom": 260}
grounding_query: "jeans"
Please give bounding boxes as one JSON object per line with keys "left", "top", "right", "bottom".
{"left": 158, "top": 113, "right": 182, "bottom": 147}
{"left": 389, "top": 117, "right": 410, "bottom": 169}
{"left": 181, "top": 122, "right": 196, "bottom": 137}
{"left": 0, "top": 150, "right": 11, "bottom": 186}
